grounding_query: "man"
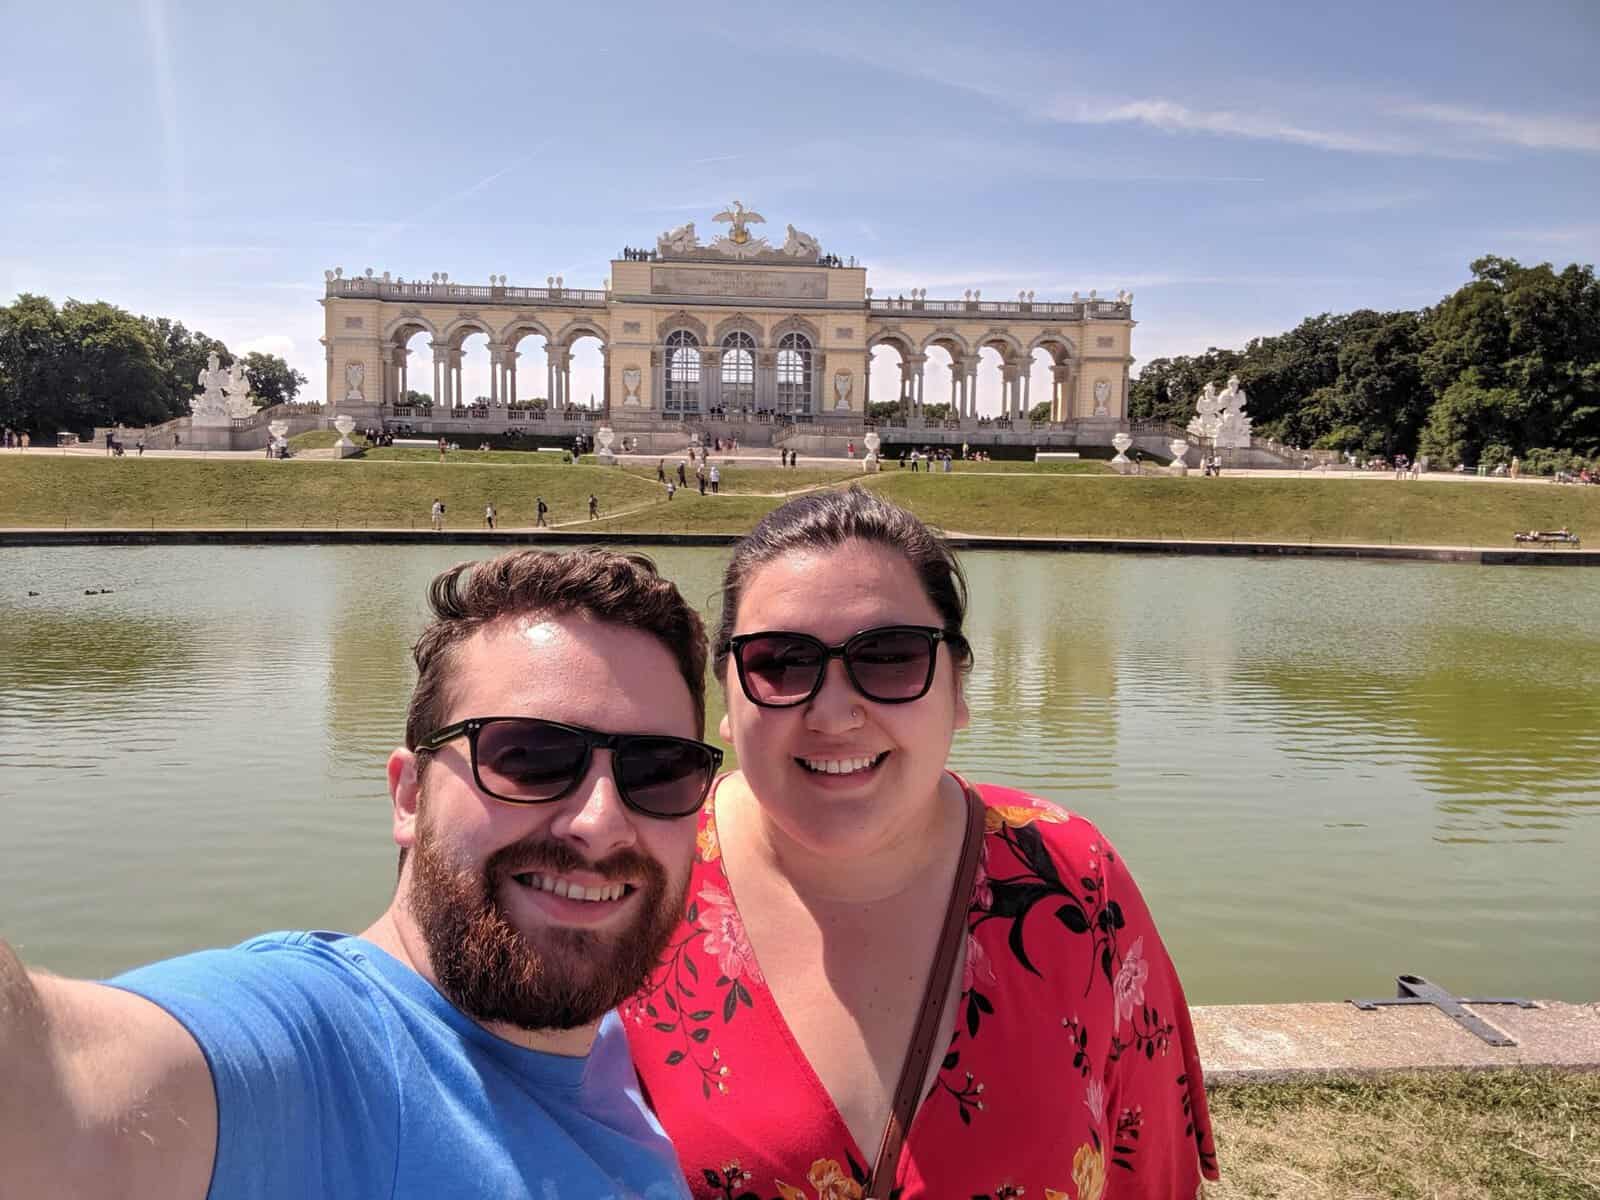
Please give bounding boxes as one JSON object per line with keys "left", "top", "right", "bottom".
{"left": 484, "top": 501, "right": 497, "bottom": 530}
{"left": 589, "top": 493, "right": 600, "bottom": 520}
{"left": 536, "top": 496, "right": 549, "bottom": 528}
{"left": 1, "top": 549, "right": 718, "bottom": 1199}
{"left": 430, "top": 498, "right": 445, "bottom": 531}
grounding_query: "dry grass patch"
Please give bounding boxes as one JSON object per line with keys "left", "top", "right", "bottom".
{"left": 1208, "top": 1070, "right": 1600, "bottom": 1199}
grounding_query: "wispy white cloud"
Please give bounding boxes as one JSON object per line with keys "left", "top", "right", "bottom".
{"left": 1400, "top": 103, "right": 1600, "bottom": 153}
{"left": 1050, "top": 98, "right": 1486, "bottom": 159}
{"left": 235, "top": 334, "right": 296, "bottom": 359}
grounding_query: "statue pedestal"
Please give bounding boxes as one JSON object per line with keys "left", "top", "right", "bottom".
{"left": 336, "top": 439, "right": 362, "bottom": 459}
{"left": 595, "top": 449, "right": 617, "bottom": 466}
{"left": 1169, "top": 462, "right": 1188, "bottom": 476}
{"left": 863, "top": 454, "right": 880, "bottom": 473}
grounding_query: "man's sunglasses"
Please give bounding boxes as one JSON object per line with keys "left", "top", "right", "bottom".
{"left": 729, "top": 624, "right": 953, "bottom": 708}
{"left": 416, "top": 717, "right": 723, "bottom": 820}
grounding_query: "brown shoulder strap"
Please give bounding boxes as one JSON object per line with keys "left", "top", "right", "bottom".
{"left": 866, "top": 781, "right": 986, "bottom": 1198}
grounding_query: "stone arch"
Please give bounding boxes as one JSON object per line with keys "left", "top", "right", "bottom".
{"left": 1027, "top": 329, "right": 1077, "bottom": 364}
{"left": 554, "top": 318, "right": 608, "bottom": 350}
{"left": 769, "top": 314, "right": 821, "bottom": 346}
{"left": 657, "top": 310, "right": 708, "bottom": 343}
{"left": 383, "top": 313, "right": 439, "bottom": 345}
{"left": 439, "top": 315, "right": 495, "bottom": 347}
{"left": 867, "top": 326, "right": 917, "bottom": 356}
{"left": 501, "top": 317, "right": 554, "bottom": 346}
{"left": 712, "top": 312, "right": 765, "bottom": 347}
{"left": 919, "top": 327, "right": 969, "bottom": 357}
{"left": 975, "top": 327, "right": 1026, "bottom": 362}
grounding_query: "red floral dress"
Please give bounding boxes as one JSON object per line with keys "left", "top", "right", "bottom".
{"left": 624, "top": 778, "right": 1219, "bottom": 1200}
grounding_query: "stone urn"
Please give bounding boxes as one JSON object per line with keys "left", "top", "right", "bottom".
{"left": 332, "top": 413, "right": 359, "bottom": 458}
{"left": 1111, "top": 432, "right": 1133, "bottom": 463}
{"left": 268, "top": 420, "right": 289, "bottom": 458}
{"left": 862, "top": 430, "right": 881, "bottom": 473}
{"left": 595, "top": 424, "right": 618, "bottom": 466}
{"left": 1168, "top": 437, "right": 1189, "bottom": 476}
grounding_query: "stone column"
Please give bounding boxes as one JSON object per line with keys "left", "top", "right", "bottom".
{"left": 910, "top": 354, "right": 926, "bottom": 413}
{"left": 432, "top": 342, "right": 448, "bottom": 407}
{"left": 601, "top": 345, "right": 610, "bottom": 415}
{"left": 967, "top": 358, "right": 979, "bottom": 420}
{"left": 487, "top": 345, "right": 501, "bottom": 404}
{"left": 1022, "top": 365, "right": 1031, "bottom": 418}
{"left": 508, "top": 351, "right": 518, "bottom": 405}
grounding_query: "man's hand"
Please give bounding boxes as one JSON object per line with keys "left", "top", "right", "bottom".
{"left": 0, "top": 941, "right": 215, "bottom": 1200}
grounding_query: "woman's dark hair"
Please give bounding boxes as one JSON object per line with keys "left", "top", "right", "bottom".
{"left": 712, "top": 487, "right": 971, "bottom": 681}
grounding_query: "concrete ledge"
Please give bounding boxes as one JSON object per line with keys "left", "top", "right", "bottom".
{"left": 1193, "top": 1000, "right": 1600, "bottom": 1084}
{"left": 1, "top": 528, "right": 1597, "bottom": 566}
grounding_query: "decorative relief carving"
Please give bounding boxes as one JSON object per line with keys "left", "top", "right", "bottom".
{"left": 835, "top": 327, "right": 854, "bottom": 339}
{"left": 622, "top": 367, "right": 642, "bottom": 405}
{"left": 1096, "top": 335, "right": 1115, "bottom": 348}
{"left": 400, "top": 307, "right": 422, "bottom": 317}
{"left": 343, "top": 316, "right": 365, "bottom": 329}
{"left": 622, "top": 321, "right": 642, "bottom": 334}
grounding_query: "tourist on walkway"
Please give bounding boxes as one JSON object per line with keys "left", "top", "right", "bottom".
{"left": 430, "top": 499, "right": 444, "bottom": 531}
{"left": 709, "top": 464, "right": 720, "bottom": 494}
{"left": 535, "top": 497, "right": 549, "bottom": 528}
{"left": 666, "top": 479, "right": 677, "bottom": 500}
{"left": 677, "top": 460, "right": 688, "bottom": 487}
{"left": 588, "top": 494, "right": 599, "bottom": 520}
{"left": 0, "top": 549, "right": 716, "bottom": 1200}
{"left": 697, "top": 465, "right": 707, "bottom": 496}
{"left": 625, "top": 489, "right": 1217, "bottom": 1198}
{"left": 657, "top": 459, "right": 667, "bottom": 484}
{"left": 483, "top": 502, "right": 496, "bottom": 530}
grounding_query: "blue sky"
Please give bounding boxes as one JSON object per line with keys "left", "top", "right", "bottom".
{"left": 3, "top": 0, "right": 1596, "bottom": 410}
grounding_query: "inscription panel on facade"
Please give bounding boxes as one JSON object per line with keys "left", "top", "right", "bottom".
{"left": 1096, "top": 335, "right": 1115, "bottom": 348}
{"left": 651, "top": 266, "right": 827, "bottom": 300}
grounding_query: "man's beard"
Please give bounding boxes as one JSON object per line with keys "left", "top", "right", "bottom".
{"left": 406, "top": 808, "right": 686, "bottom": 1032}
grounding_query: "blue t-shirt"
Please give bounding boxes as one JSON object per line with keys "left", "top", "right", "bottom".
{"left": 109, "top": 931, "right": 690, "bottom": 1200}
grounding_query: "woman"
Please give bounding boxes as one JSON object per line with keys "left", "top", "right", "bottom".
{"left": 627, "top": 489, "right": 1216, "bottom": 1199}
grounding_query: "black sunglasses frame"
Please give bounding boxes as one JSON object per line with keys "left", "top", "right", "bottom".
{"left": 415, "top": 716, "right": 723, "bottom": 819}
{"left": 729, "top": 624, "right": 950, "bottom": 709}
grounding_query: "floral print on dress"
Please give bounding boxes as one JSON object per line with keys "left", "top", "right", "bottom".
{"left": 626, "top": 779, "right": 1219, "bottom": 1198}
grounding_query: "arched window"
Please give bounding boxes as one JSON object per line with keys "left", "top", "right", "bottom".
{"left": 720, "top": 331, "right": 755, "bottom": 412}
{"left": 776, "top": 332, "right": 812, "bottom": 413}
{"left": 664, "top": 330, "right": 700, "bottom": 413}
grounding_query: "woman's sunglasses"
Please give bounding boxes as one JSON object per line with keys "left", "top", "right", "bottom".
{"left": 415, "top": 717, "right": 723, "bottom": 819}
{"left": 729, "top": 624, "right": 952, "bottom": 708}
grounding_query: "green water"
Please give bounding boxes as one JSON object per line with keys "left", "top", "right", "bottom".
{"left": 2, "top": 545, "right": 1596, "bottom": 1003}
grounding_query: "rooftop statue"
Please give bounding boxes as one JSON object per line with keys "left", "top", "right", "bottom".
{"left": 713, "top": 201, "right": 764, "bottom": 245}
{"left": 656, "top": 222, "right": 699, "bottom": 257}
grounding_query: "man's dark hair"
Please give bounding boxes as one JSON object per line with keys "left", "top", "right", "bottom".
{"left": 711, "top": 487, "right": 972, "bottom": 683}
{"left": 406, "top": 548, "right": 708, "bottom": 754}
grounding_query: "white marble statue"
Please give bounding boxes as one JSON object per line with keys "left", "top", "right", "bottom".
{"left": 1214, "top": 375, "right": 1254, "bottom": 448}
{"left": 657, "top": 222, "right": 699, "bottom": 256}
{"left": 622, "top": 366, "right": 642, "bottom": 406}
{"left": 780, "top": 224, "right": 821, "bottom": 259}
{"left": 191, "top": 351, "right": 231, "bottom": 422}
{"left": 345, "top": 361, "right": 364, "bottom": 402}
{"left": 224, "top": 361, "right": 254, "bottom": 419}
{"left": 1093, "top": 379, "right": 1111, "bottom": 416}
{"left": 833, "top": 371, "right": 852, "bottom": 410}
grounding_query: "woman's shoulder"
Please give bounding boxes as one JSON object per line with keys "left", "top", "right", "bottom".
{"left": 962, "top": 778, "right": 1116, "bottom": 861}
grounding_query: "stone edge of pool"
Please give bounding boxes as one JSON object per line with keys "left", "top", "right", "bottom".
{"left": 1, "top": 528, "right": 1597, "bottom": 566}
{"left": 1193, "top": 999, "right": 1600, "bottom": 1084}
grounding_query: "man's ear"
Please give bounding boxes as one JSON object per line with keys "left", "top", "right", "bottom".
{"left": 388, "top": 748, "right": 421, "bottom": 849}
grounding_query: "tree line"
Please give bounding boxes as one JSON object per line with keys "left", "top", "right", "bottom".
{"left": 1130, "top": 256, "right": 1600, "bottom": 470}
{"left": 0, "top": 294, "right": 308, "bottom": 437}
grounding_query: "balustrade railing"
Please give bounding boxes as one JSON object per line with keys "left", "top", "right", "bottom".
{"left": 867, "top": 298, "right": 1128, "bottom": 319}
{"left": 325, "top": 279, "right": 608, "bottom": 306}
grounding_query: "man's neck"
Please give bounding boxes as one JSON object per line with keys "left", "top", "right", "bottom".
{"left": 359, "top": 909, "right": 600, "bottom": 1058}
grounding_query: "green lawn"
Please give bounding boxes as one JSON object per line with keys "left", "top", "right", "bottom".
{"left": 1208, "top": 1069, "right": 1600, "bottom": 1199}
{"left": 3, "top": 455, "right": 1597, "bottom": 546}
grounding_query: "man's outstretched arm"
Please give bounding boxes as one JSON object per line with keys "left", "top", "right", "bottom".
{"left": 0, "top": 940, "right": 216, "bottom": 1200}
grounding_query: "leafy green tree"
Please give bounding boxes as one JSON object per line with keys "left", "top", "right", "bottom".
{"left": 0, "top": 294, "right": 73, "bottom": 435}
{"left": 241, "top": 352, "right": 307, "bottom": 407}
{"left": 61, "top": 299, "right": 165, "bottom": 429}
{"left": 140, "top": 316, "right": 229, "bottom": 421}
{"left": 1027, "top": 401, "right": 1052, "bottom": 421}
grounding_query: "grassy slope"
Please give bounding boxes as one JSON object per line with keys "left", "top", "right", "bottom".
{"left": 3, "top": 456, "right": 1598, "bottom": 544}
{"left": 1208, "top": 1069, "right": 1600, "bottom": 1199}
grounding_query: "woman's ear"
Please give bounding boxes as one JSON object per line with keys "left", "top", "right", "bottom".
{"left": 718, "top": 711, "right": 733, "bottom": 742}
{"left": 953, "top": 672, "right": 971, "bottom": 732}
